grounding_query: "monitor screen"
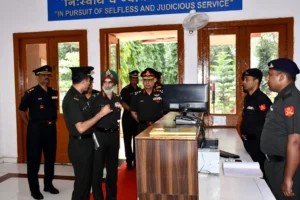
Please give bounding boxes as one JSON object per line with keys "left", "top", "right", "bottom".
{"left": 163, "top": 84, "right": 208, "bottom": 114}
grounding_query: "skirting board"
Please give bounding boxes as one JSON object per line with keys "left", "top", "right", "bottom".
{"left": 0, "top": 157, "right": 18, "bottom": 163}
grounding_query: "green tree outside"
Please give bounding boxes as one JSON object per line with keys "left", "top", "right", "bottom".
{"left": 252, "top": 32, "right": 278, "bottom": 101}
{"left": 119, "top": 41, "right": 178, "bottom": 88}
{"left": 210, "top": 49, "right": 236, "bottom": 114}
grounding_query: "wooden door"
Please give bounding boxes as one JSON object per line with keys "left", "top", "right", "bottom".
{"left": 197, "top": 18, "right": 293, "bottom": 129}
{"left": 107, "top": 34, "right": 120, "bottom": 93}
{"left": 200, "top": 28, "right": 242, "bottom": 127}
{"left": 14, "top": 30, "right": 87, "bottom": 163}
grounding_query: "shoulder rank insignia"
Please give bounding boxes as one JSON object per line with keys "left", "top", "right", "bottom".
{"left": 135, "top": 91, "right": 141, "bottom": 95}
{"left": 27, "top": 87, "right": 35, "bottom": 93}
{"left": 92, "top": 92, "right": 100, "bottom": 97}
{"left": 284, "top": 106, "right": 294, "bottom": 117}
{"left": 259, "top": 104, "right": 266, "bottom": 111}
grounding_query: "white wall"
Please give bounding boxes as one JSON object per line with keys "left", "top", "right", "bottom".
{"left": 0, "top": 0, "right": 299, "bottom": 160}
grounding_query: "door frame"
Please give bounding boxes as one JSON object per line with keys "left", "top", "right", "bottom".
{"left": 13, "top": 30, "right": 88, "bottom": 163}
{"left": 197, "top": 17, "right": 293, "bottom": 128}
{"left": 99, "top": 24, "right": 185, "bottom": 85}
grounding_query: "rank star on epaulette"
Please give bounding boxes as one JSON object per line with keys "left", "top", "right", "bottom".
{"left": 27, "top": 88, "right": 35, "bottom": 93}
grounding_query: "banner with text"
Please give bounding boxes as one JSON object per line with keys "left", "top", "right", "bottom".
{"left": 48, "top": 0, "right": 242, "bottom": 21}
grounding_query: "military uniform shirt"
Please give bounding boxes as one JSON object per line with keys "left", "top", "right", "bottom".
{"left": 241, "top": 89, "right": 272, "bottom": 136}
{"left": 62, "top": 86, "right": 94, "bottom": 136}
{"left": 120, "top": 84, "right": 141, "bottom": 107}
{"left": 19, "top": 85, "right": 58, "bottom": 121}
{"left": 89, "top": 91, "right": 121, "bottom": 129}
{"left": 130, "top": 89, "right": 163, "bottom": 122}
{"left": 261, "top": 83, "right": 300, "bottom": 156}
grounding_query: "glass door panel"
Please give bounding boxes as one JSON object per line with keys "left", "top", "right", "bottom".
{"left": 26, "top": 44, "right": 47, "bottom": 89}
{"left": 57, "top": 42, "right": 80, "bottom": 113}
{"left": 250, "top": 32, "right": 279, "bottom": 102}
{"left": 209, "top": 34, "right": 237, "bottom": 114}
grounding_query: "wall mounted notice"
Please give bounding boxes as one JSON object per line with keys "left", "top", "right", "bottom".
{"left": 48, "top": 0, "right": 242, "bottom": 21}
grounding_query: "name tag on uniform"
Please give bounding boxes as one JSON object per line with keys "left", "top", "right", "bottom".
{"left": 247, "top": 106, "right": 255, "bottom": 110}
{"left": 52, "top": 96, "right": 58, "bottom": 99}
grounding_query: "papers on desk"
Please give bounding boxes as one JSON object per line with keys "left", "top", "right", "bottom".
{"left": 223, "top": 161, "right": 263, "bottom": 178}
{"left": 149, "top": 127, "right": 196, "bottom": 136}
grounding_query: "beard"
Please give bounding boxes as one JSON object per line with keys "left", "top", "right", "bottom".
{"left": 102, "top": 85, "right": 114, "bottom": 95}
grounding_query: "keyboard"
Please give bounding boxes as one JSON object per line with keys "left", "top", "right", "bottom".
{"left": 220, "top": 150, "right": 240, "bottom": 159}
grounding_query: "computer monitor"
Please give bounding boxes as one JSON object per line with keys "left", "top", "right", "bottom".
{"left": 163, "top": 84, "right": 208, "bottom": 115}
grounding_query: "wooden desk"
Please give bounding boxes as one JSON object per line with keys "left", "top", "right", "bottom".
{"left": 135, "top": 113, "right": 275, "bottom": 200}
{"left": 135, "top": 112, "right": 199, "bottom": 200}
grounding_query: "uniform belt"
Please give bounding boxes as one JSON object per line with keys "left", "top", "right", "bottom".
{"left": 30, "top": 120, "right": 56, "bottom": 125}
{"left": 242, "top": 134, "right": 257, "bottom": 141}
{"left": 265, "top": 154, "right": 285, "bottom": 162}
{"left": 95, "top": 127, "right": 119, "bottom": 133}
{"left": 139, "top": 120, "right": 153, "bottom": 126}
{"left": 71, "top": 134, "right": 93, "bottom": 140}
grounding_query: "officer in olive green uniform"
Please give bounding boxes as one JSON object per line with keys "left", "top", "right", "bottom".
{"left": 240, "top": 68, "right": 272, "bottom": 177}
{"left": 90, "top": 70, "right": 122, "bottom": 200}
{"left": 19, "top": 65, "right": 59, "bottom": 200}
{"left": 131, "top": 68, "right": 163, "bottom": 134}
{"left": 120, "top": 70, "right": 141, "bottom": 170}
{"left": 63, "top": 67, "right": 112, "bottom": 200}
{"left": 261, "top": 58, "right": 300, "bottom": 200}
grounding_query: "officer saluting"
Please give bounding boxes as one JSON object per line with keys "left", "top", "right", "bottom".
{"left": 261, "top": 58, "right": 300, "bottom": 199}
{"left": 18, "top": 65, "right": 59, "bottom": 200}
{"left": 240, "top": 68, "right": 272, "bottom": 177}
{"left": 120, "top": 70, "right": 141, "bottom": 170}
{"left": 90, "top": 69, "right": 122, "bottom": 200}
{"left": 62, "top": 67, "right": 112, "bottom": 200}
{"left": 131, "top": 68, "right": 163, "bottom": 134}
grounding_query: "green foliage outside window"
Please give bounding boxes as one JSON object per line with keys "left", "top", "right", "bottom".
{"left": 210, "top": 45, "right": 236, "bottom": 114}
{"left": 252, "top": 32, "right": 278, "bottom": 101}
{"left": 119, "top": 41, "right": 178, "bottom": 88}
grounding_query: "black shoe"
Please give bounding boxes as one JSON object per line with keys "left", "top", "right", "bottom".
{"left": 31, "top": 191, "right": 44, "bottom": 199}
{"left": 44, "top": 186, "right": 59, "bottom": 194}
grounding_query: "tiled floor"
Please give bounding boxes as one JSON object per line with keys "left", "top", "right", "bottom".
{"left": 0, "top": 163, "right": 74, "bottom": 200}
{"left": 0, "top": 137, "right": 128, "bottom": 200}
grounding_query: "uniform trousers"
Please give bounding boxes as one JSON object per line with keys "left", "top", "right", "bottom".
{"left": 68, "top": 138, "right": 94, "bottom": 200}
{"left": 265, "top": 160, "right": 300, "bottom": 200}
{"left": 137, "top": 123, "right": 149, "bottom": 136}
{"left": 92, "top": 131, "right": 119, "bottom": 200}
{"left": 122, "top": 116, "right": 138, "bottom": 164}
{"left": 26, "top": 121, "right": 57, "bottom": 194}
{"left": 242, "top": 136, "right": 266, "bottom": 177}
